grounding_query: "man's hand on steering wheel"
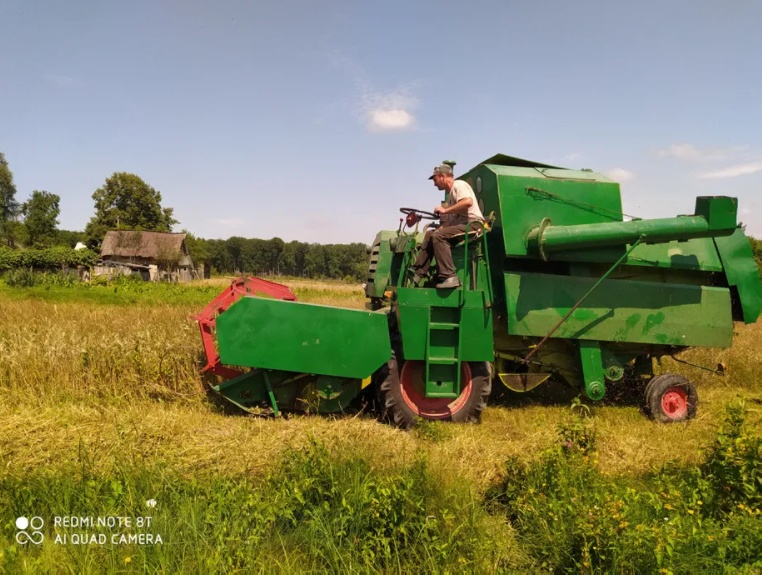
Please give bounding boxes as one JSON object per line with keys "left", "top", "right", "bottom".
{"left": 399, "top": 207, "right": 439, "bottom": 220}
{"left": 399, "top": 207, "right": 440, "bottom": 228}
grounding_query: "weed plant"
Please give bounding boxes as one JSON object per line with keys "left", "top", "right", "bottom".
{"left": 487, "top": 401, "right": 762, "bottom": 573}
{"left": 3, "top": 268, "right": 38, "bottom": 287}
{"left": 0, "top": 439, "right": 522, "bottom": 573}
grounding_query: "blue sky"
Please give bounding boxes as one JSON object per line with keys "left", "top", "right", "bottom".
{"left": 2, "top": 0, "right": 760, "bottom": 243}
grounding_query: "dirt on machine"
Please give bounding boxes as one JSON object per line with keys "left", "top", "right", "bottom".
{"left": 195, "top": 153, "right": 762, "bottom": 427}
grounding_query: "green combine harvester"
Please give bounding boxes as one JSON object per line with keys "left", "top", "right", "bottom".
{"left": 195, "top": 154, "right": 762, "bottom": 426}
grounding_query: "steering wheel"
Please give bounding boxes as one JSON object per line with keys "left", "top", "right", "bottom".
{"left": 399, "top": 207, "right": 439, "bottom": 221}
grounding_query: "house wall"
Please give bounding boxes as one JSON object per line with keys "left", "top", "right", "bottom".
{"left": 95, "top": 259, "right": 195, "bottom": 282}
{"left": 93, "top": 265, "right": 149, "bottom": 280}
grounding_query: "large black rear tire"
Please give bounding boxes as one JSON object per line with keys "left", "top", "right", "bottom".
{"left": 377, "top": 353, "right": 491, "bottom": 428}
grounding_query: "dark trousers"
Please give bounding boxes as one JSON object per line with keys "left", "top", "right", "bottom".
{"left": 412, "top": 223, "right": 468, "bottom": 279}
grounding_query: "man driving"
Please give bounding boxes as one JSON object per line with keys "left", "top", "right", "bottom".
{"left": 409, "top": 161, "right": 485, "bottom": 289}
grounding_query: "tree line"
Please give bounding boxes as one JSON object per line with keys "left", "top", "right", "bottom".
{"left": 189, "top": 236, "right": 368, "bottom": 280}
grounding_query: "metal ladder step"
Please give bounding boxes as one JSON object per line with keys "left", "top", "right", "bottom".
{"left": 429, "top": 322, "right": 459, "bottom": 329}
{"left": 425, "top": 305, "right": 463, "bottom": 398}
{"left": 428, "top": 357, "right": 459, "bottom": 364}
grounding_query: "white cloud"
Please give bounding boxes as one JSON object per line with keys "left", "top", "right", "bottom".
{"left": 655, "top": 143, "right": 762, "bottom": 179}
{"left": 699, "top": 160, "right": 762, "bottom": 179}
{"left": 656, "top": 143, "right": 744, "bottom": 162}
{"left": 605, "top": 167, "right": 635, "bottom": 183}
{"left": 368, "top": 108, "right": 414, "bottom": 131}
{"left": 326, "top": 48, "right": 418, "bottom": 133}
{"left": 362, "top": 91, "right": 417, "bottom": 132}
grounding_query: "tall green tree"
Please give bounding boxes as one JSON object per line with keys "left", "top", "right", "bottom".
{"left": 21, "top": 190, "right": 60, "bottom": 247}
{"left": 263, "top": 237, "right": 285, "bottom": 274}
{"left": 54, "top": 229, "right": 86, "bottom": 248}
{"left": 206, "top": 239, "right": 233, "bottom": 273}
{"left": 84, "top": 172, "right": 178, "bottom": 247}
{"left": 182, "top": 230, "right": 210, "bottom": 266}
{"left": 225, "top": 236, "right": 246, "bottom": 273}
{"left": 0, "top": 153, "right": 20, "bottom": 246}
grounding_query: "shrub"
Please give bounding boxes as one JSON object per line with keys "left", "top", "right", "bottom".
{"left": 252, "top": 438, "right": 504, "bottom": 570}
{"left": 3, "top": 268, "right": 36, "bottom": 287}
{"left": 487, "top": 401, "right": 762, "bottom": 573}
{"left": 0, "top": 246, "right": 98, "bottom": 271}
{"left": 3, "top": 269, "right": 84, "bottom": 288}
{"left": 699, "top": 400, "right": 762, "bottom": 516}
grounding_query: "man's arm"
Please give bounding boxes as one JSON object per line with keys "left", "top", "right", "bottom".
{"left": 434, "top": 197, "right": 473, "bottom": 216}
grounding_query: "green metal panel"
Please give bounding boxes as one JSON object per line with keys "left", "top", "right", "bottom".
{"left": 504, "top": 272, "right": 733, "bottom": 347}
{"left": 214, "top": 368, "right": 299, "bottom": 412}
{"left": 545, "top": 238, "right": 725, "bottom": 272}
{"left": 536, "top": 238, "right": 723, "bottom": 272}
{"left": 714, "top": 229, "right": 762, "bottom": 323}
{"left": 465, "top": 169, "right": 623, "bottom": 257}
{"left": 396, "top": 287, "right": 493, "bottom": 362}
{"left": 216, "top": 297, "right": 391, "bottom": 378}
{"left": 627, "top": 238, "right": 724, "bottom": 271}
{"left": 365, "top": 231, "right": 396, "bottom": 298}
{"left": 365, "top": 231, "right": 394, "bottom": 298}
{"left": 695, "top": 196, "right": 738, "bottom": 230}
{"left": 365, "top": 229, "right": 427, "bottom": 297}
{"left": 214, "top": 369, "right": 363, "bottom": 414}
{"left": 476, "top": 153, "right": 561, "bottom": 169}
{"left": 578, "top": 341, "right": 606, "bottom": 400}
{"left": 484, "top": 164, "right": 614, "bottom": 183}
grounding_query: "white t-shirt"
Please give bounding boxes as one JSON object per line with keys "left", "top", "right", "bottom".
{"left": 445, "top": 180, "right": 484, "bottom": 226}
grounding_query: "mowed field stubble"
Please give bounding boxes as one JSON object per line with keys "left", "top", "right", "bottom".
{"left": 1, "top": 275, "right": 760, "bottom": 572}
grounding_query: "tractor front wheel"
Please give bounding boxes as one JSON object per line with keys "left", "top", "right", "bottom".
{"left": 377, "top": 354, "right": 491, "bottom": 428}
{"left": 646, "top": 373, "right": 698, "bottom": 423}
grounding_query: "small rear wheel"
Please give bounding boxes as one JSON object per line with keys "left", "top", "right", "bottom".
{"left": 646, "top": 373, "right": 698, "bottom": 423}
{"left": 377, "top": 353, "right": 491, "bottom": 428}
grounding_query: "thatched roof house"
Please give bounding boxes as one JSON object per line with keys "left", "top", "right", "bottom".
{"left": 97, "top": 231, "right": 194, "bottom": 281}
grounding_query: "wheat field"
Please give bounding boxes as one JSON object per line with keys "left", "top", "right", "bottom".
{"left": 0, "top": 277, "right": 760, "bottom": 487}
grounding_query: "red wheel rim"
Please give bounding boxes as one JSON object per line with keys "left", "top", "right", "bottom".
{"left": 661, "top": 387, "right": 688, "bottom": 419}
{"left": 399, "top": 361, "right": 473, "bottom": 419}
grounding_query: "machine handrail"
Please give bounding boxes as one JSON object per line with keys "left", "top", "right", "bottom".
{"left": 462, "top": 217, "right": 494, "bottom": 306}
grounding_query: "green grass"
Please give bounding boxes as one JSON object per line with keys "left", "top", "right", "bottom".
{"left": 0, "top": 276, "right": 224, "bottom": 307}
{"left": 0, "top": 439, "right": 524, "bottom": 573}
{"left": 2, "top": 405, "right": 760, "bottom": 573}
{"left": 0, "top": 274, "right": 367, "bottom": 308}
